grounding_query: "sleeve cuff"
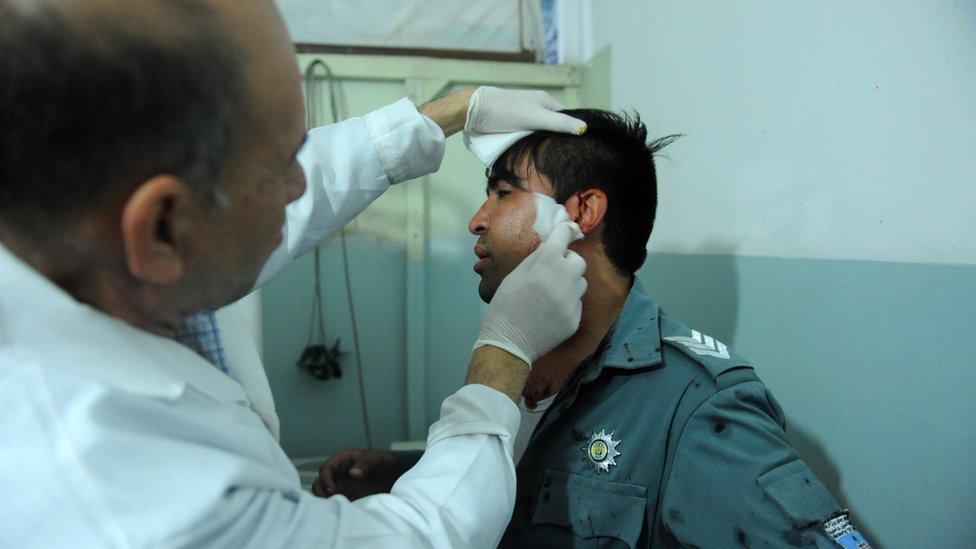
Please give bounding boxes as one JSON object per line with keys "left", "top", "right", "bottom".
{"left": 426, "top": 385, "right": 520, "bottom": 450}
{"left": 362, "top": 97, "right": 447, "bottom": 184}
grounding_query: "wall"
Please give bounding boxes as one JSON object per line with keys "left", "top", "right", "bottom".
{"left": 259, "top": 77, "right": 411, "bottom": 457}
{"left": 581, "top": 1, "right": 976, "bottom": 546}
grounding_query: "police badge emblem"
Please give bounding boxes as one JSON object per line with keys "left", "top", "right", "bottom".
{"left": 581, "top": 429, "right": 621, "bottom": 474}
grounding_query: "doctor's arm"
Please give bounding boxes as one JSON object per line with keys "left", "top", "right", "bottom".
{"left": 199, "top": 223, "right": 586, "bottom": 547}
{"left": 252, "top": 87, "right": 586, "bottom": 288}
{"left": 313, "top": 346, "right": 527, "bottom": 500}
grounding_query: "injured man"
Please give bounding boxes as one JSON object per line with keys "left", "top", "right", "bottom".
{"left": 315, "top": 109, "right": 872, "bottom": 548}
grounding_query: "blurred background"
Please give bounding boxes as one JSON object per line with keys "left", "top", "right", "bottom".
{"left": 221, "top": 2, "right": 976, "bottom": 546}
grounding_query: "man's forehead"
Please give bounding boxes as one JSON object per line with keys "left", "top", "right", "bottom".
{"left": 487, "top": 160, "right": 552, "bottom": 194}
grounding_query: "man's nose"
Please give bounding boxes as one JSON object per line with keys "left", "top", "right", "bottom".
{"left": 468, "top": 201, "right": 489, "bottom": 235}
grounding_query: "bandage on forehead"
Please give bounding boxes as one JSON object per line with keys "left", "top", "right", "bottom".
{"left": 463, "top": 130, "right": 532, "bottom": 168}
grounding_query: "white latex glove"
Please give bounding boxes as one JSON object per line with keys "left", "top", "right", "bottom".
{"left": 474, "top": 221, "right": 588, "bottom": 367}
{"left": 465, "top": 86, "right": 587, "bottom": 136}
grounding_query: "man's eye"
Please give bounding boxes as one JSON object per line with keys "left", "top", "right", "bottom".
{"left": 496, "top": 190, "right": 511, "bottom": 198}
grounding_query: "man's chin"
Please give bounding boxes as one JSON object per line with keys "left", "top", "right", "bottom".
{"left": 477, "top": 279, "right": 496, "bottom": 304}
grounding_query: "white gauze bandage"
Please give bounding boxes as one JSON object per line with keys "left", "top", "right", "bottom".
{"left": 463, "top": 130, "right": 531, "bottom": 168}
{"left": 532, "top": 193, "right": 584, "bottom": 242}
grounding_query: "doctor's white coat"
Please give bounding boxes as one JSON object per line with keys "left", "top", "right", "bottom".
{"left": 0, "top": 99, "right": 520, "bottom": 547}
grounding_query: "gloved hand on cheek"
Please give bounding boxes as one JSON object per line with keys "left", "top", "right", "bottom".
{"left": 531, "top": 193, "right": 584, "bottom": 242}
{"left": 474, "top": 219, "right": 587, "bottom": 367}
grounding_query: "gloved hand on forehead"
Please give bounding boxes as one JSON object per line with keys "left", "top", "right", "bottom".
{"left": 465, "top": 86, "right": 587, "bottom": 136}
{"left": 474, "top": 220, "right": 587, "bottom": 367}
{"left": 463, "top": 86, "right": 586, "bottom": 167}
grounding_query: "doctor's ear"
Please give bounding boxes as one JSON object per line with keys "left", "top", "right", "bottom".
{"left": 120, "top": 175, "right": 201, "bottom": 285}
{"left": 562, "top": 189, "right": 608, "bottom": 235}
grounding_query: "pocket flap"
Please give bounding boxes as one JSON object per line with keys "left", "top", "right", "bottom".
{"left": 757, "top": 460, "right": 840, "bottom": 528}
{"left": 532, "top": 469, "right": 647, "bottom": 548}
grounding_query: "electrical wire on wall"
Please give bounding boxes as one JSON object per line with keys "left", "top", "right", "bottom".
{"left": 300, "top": 59, "right": 374, "bottom": 449}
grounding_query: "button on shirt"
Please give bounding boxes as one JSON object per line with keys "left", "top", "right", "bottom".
{"left": 500, "top": 280, "right": 848, "bottom": 548}
{"left": 0, "top": 99, "right": 522, "bottom": 548}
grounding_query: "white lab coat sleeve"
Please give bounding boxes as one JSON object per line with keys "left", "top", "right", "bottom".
{"left": 14, "top": 370, "right": 518, "bottom": 548}
{"left": 253, "top": 98, "right": 446, "bottom": 289}
{"left": 186, "top": 385, "right": 519, "bottom": 548}
{"left": 347, "top": 384, "right": 521, "bottom": 547}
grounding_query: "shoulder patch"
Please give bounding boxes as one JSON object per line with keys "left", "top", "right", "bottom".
{"left": 660, "top": 315, "right": 752, "bottom": 381}
{"left": 663, "top": 329, "right": 730, "bottom": 359}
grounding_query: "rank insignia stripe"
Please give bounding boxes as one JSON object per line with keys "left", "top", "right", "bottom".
{"left": 663, "top": 329, "right": 731, "bottom": 360}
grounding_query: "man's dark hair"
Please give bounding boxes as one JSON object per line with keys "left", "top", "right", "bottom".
{"left": 0, "top": 1, "right": 246, "bottom": 237}
{"left": 489, "top": 109, "right": 679, "bottom": 275}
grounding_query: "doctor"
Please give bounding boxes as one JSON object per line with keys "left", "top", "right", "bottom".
{"left": 0, "top": 0, "right": 587, "bottom": 547}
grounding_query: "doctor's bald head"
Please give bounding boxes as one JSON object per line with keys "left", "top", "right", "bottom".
{"left": 0, "top": 0, "right": 307, "bottom": 333}
{"left": 0, "top": 0, "right": 245, "bottom": 230}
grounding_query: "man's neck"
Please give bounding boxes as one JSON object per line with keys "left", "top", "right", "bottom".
{"left": 523, "top": 264, "right": 631, "bottom": 407}
{"left": 1, "top": 233, "right": 182, "bottom": 337}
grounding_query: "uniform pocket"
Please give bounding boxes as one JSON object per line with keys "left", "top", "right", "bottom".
{"left": 530, "top": 469, "right": 647, "bottom": 549}
{"left": 757, "top": 459, "right": 840, "bottom": 528}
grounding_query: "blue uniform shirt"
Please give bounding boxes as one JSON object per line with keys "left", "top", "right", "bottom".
{"left": 499, "top": 280, "right": 866, "bottom": 548}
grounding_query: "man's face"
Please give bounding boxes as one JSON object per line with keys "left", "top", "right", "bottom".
{"left": 192, "top": 1, "right": 307, "bottom": 307}
{"left": 468, "top": 158, "right": 555, "bottom": 303}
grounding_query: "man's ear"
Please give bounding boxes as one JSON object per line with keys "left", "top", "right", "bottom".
{"left": 563, "top": 189, "right": 608, "bottom": 235}
{"left": 120, "top": 175, "right": 199, "bottom": 285}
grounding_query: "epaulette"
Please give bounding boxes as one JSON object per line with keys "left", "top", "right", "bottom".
{"left": 660, "top": 314, "right": 756, "bottom": 388}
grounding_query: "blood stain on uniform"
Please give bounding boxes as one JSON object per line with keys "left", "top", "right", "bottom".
{"left": 667, "top": 508, "right": 685, "bottom": 525}
{"left": 782, "top": 530, "right": 815, "bottom": 547}
{"left": 735, "top": 528, "right": 750, "bottom": 547}
{"left": 714, "top": 422, "right": 727, "bottom": 434}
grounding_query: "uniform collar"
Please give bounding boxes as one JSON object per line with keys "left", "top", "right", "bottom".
{"left": 0, "top": 243, "right": 249, "bottom": 405}
{"left": 588, "top": 279, "right": 663, "bottom": 373}
{"left": 541, "top": 279, "right": 663, "bottom": 419}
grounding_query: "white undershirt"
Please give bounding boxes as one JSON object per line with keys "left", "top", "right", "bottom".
{"left": 514, "top": 394, "right": 558, "bottom": 463}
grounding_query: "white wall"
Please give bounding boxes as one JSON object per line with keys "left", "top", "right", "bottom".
{"left": 588, "top": 0, "right": 976, "bottom": 265}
